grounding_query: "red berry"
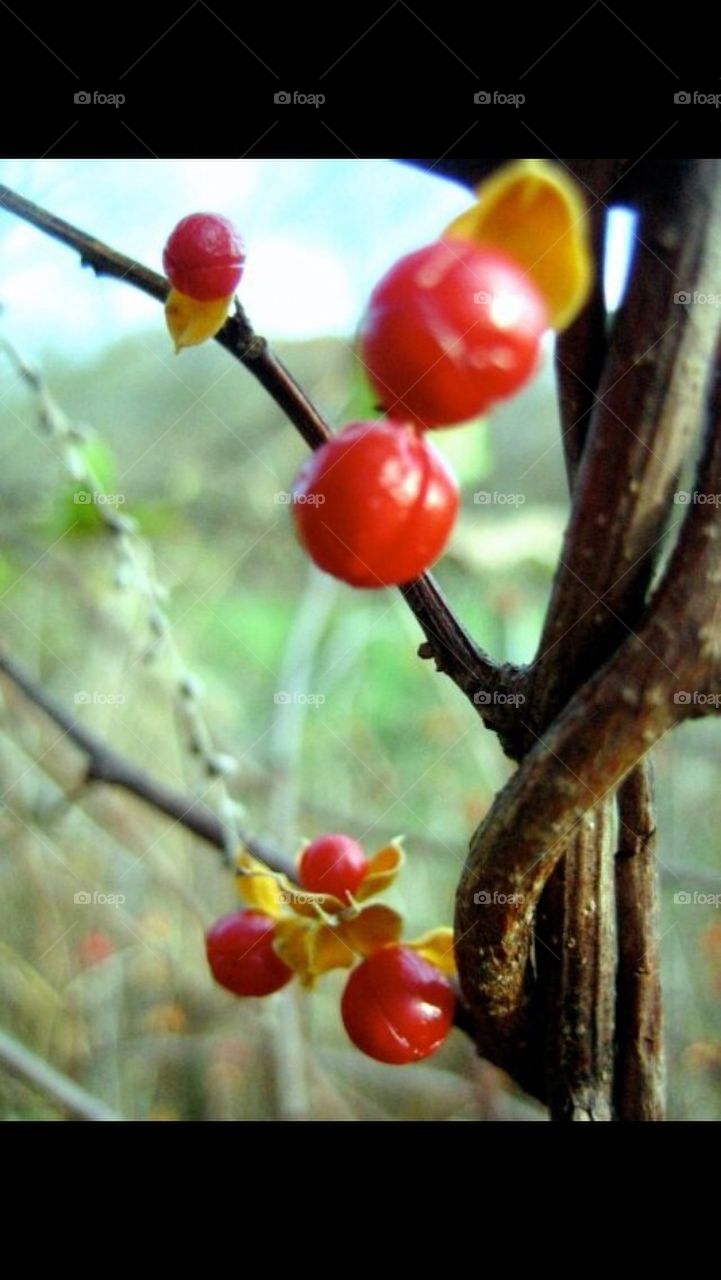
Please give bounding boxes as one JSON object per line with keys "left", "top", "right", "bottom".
{"left": 359, "top": 239, "right": 548, "bottom": 428}
{"left": 205, "top": 910, "right": 292, "bottom": 997}
{"left": 341, "top": 946, "right": 456, "bottom": 1064}
{"left": 163, "top": 213, "right": 245, "bottom": 301}
{"left": 74, "top": 930, "right": 115, "bottom": 968}
{"left": 299, "top": 834, "right": 368, "bottom": 902}
{"left": 291, "top": 419, "right": 459, "bottom": 588}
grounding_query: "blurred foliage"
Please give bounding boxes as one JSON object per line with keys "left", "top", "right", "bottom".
{"left": 0, "top": 322, "right": 720, "bottom": 1121}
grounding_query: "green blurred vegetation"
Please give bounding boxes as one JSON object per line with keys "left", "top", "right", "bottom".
{"left": 0, "top": 324, "right": 720, "bottom": 1120}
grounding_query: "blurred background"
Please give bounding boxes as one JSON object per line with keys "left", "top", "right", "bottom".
{"left": 0, "top": 158, "right": 719, "bottom": 1121}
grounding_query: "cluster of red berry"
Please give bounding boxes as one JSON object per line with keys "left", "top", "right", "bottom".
{"left": 162, "top": 214, "right": 547, "bottom": 589}
{"left": 205, "top": 834, "right": 456, "bottom": 1065}
{"left": 292, "top": 238, "right": 548, "bottom": 588}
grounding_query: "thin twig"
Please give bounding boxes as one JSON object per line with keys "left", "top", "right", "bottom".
{"left": 0, "top": 183, "right": 508, "bottom": 720}
{"left": 0, "top": 648, "right": 293, "bottom": 876}
{"left": 1, "top": 336, "right": 247, "bottom": 861}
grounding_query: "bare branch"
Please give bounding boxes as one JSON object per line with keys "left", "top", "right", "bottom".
{"left": 536, "top": 800, "right": 616, "bottom": 1120}
{"left": 531, "top": 167, "right": 618, "bottom": 1119}
{"left": 401, "top": 576, "right": 524, "bottom": 749}
{"left": 554, "top": 162, "right": 615, "bottom": 483}
{"left": 0, "top": 648, "right": 293, "bottom": 876}
{"left": 614, "top": 761, "right": 665, "bottom": 1121}
{"left": 455, "top": 382, "right": 721, "bottom": 1086}
{"left": 529, "top": 159, "right": 721, "bottom": 732}
{"left": 506, "top": 163, "right": 721, "bottom": 1109}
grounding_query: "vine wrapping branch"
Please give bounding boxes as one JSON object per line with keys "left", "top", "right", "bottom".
{"left": 528, "top": 159, "right": 721, "bottom": 732}
{"left": 455, "top": 366, "right": 721, "bottom": 1089}
{"left": 532, "top": 168, "right": 618, "bottom": 1119}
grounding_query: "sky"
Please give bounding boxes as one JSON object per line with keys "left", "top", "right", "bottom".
{"left": 0, "top": 159, "right": 635, "bottom": 361}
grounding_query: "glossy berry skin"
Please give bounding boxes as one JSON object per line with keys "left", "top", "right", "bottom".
{"left": 205, "top": 910, "right": 292, "bottom": 997}
{"left": 163, "top": 213, "right": 245, "bottom": 301}
{"left": 299, "top": 834, "right": 368, "bottom": 902}
{"left": 359, "top": 239, "right": 548, "bottom": 428}
{"left": 291, "top": 419, "right": 459, "bottom": 588}
{"left": 341, "top": 946, "right": 456, "bottom": 1064}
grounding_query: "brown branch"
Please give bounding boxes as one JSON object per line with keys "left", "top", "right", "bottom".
{"left": 532, "top": 171, "right": 618, "bottom": 1118}
{"left": 0, "top": 648, "right": 293, "bottom": 877}
{"left": 601, "top": 166, "right": 721, "bottom": 1122}
{"left": 535, "top": 160, "right": 720, "bottom": 1120}
{"left": 554, "top": 161, "right": 617, "bottom": 484}
{"left": 455, "top": 378, "right": 721, "bottom": 1094}
{"left": 614, "top": 762, "right": 665, "bottom": 1121}
{"left": 528, "top": 159, "right": 721, "bottom": 735}
{"left": 517, "top": 161, "right": 719, "bottom": 1113}
{"left": 401, "top": 576, "right": 524, "bottom": 751}
{"left": 0, "top": 182, "right": 509, "bottom": 726}
{"left": 536, "top": 800, "right": 616, "bottom": 1120}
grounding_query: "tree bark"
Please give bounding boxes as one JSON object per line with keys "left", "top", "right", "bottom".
{"left": 614, "top": 762, "right": 665, "bottom": 1121}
